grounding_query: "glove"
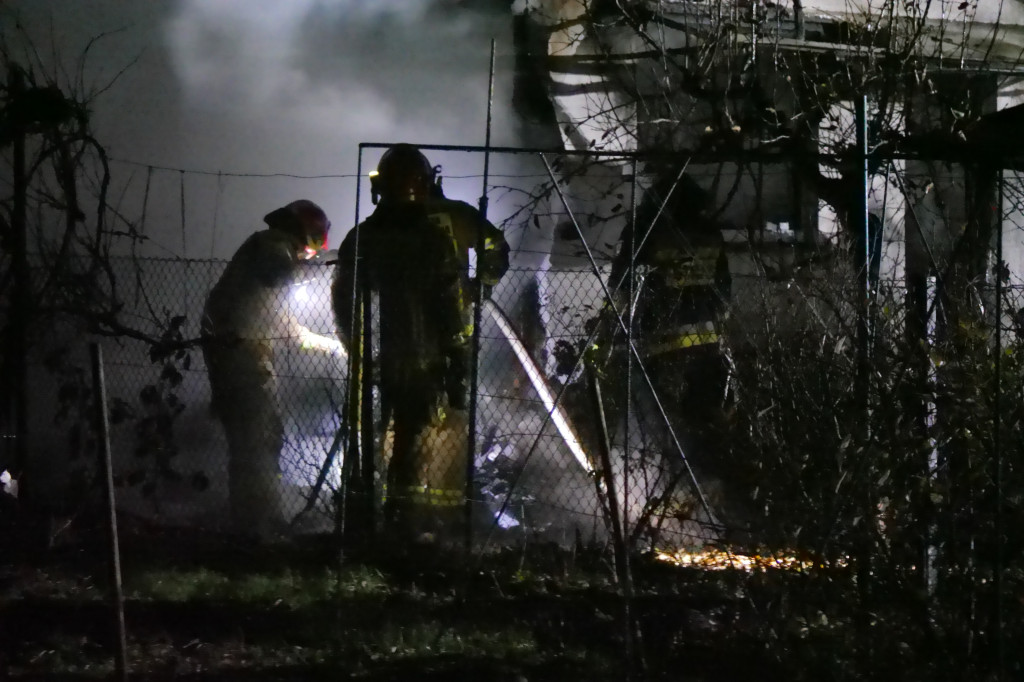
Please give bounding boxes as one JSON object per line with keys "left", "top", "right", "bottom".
{"left": 447, "top": 378, "right": 468, "bottom": 411}
{"left": 446, "top": 364, "right": 468, "bottom": 410}
{"left": 445, "top": 348, "right": 470, "bottom": 411}
{"left": 467, "top": 277, "right": 493, "bottom": 302}
{"left": 298, "top": 326, "right": 347, "bottom": 359}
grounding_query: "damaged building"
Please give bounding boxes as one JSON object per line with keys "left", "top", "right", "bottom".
{"left": 505, "top": 0, "right": 1024, "bottom": 545}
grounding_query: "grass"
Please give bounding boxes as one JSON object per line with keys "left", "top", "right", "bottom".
{"left": 125, "top": 565, "right": 391, "bottom": 606}
{"left": 2, "top": 532, "right": 647, "bottom": 679}
{"left": 0, "top": 527, "right": 768, "bottom": 681}
{"left": 9, "top": 508, "right": 1019, "bottom": 680}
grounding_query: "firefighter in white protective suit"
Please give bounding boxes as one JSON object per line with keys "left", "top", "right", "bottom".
{"left": 333, "top": 144, "right": 509, "bottom": 541}
{"left": 202, "top": 200, "right": 344, "bottom": 537}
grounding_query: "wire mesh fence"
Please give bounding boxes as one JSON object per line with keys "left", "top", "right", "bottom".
{"left": 18, "top": 254, "right": 715, "bottom": 550}
{"left": 6, "top": 148, "right": 1024, "bottom": 591}
{"left": 23, "top": 250, "right": 1024, "bottom": 559}
{"left": 16, "top": 252, "right": 753, "bottom": 553}
{"left": 25, "top": 257, "right": 346, "bottom": 534}
{"left": 9, "top": 220, "right": 1024, "bottom": 682}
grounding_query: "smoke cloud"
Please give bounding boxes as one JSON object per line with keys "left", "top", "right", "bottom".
{"left": 4, "top": 0, "right": 519, "bottom": 257}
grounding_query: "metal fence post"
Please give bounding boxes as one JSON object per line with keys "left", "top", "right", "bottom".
{"left": 854, "top": 96, "right": 871, "bottom": 428}
{"left": 90, "top": 343, "right": 128, "bottom": 682}
{"left": 341, "top": 148, "right": 369, "bottom": 556}
{"left": 466, "top": 39, "right": 497, "bottom": 556}
{"left": 993, "top": 168, "right": 1005, "bottom": 680}
{"left": 359, "top": 275, "right": 376, "bottom": 541}
{"left": 8, "top": 66, "right": 31, "bottom": 509}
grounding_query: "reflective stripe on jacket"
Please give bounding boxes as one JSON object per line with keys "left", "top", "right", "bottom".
{"left": 424, "top": 197, "right": 510, "bottom": 289}
{"left": 384, "top": 484, "right": 464, "bottom": 508}
{"left": 646, "top": 320, "right": 720, "bottom": 356}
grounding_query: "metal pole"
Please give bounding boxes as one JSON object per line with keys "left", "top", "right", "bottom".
{"left": 588, "top": 369, "right": 627, "bottom": 576}
{"left": 993, "top": 169, "right": 1005, "bottom": 680}
{"left": 624, "top": 159, "right": 636, "bottom": 548}
{"left": 466, "top": 38, "right": 496, "bottom": 554}
{"left": 622, "top": 157, "right": 641, "bottom": 674}
{"left": 9, "top": 66, "right": 30, "bottom": 507}
{"left": 90, "top": 343, "right": 128, "bottom": 682}
{"left": 360, "top": 257, "right": 375, "bottom": 541}
{"left": 854, "top": 96, "right": 871, "bottom": 425}
{"left": 587, "top": 365, "right": 635, "bottom": 674}
{"left": 341, "top": 149, "right": 366, "bottom": 554}
{"left": 178, "top": 171, "right": 188, "bottom": 258}
{"left": 853, "top": 95, "right": 874, "bottom": 677}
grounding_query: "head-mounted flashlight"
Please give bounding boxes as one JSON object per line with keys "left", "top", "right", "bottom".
{"left": 304, "top": 231, "right": 329, "bottom": 258}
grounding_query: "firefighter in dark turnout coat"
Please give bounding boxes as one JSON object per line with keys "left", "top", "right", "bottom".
{"left": 607, "top": 172, "right": 732, "bottom": 523}
{"left": 333, "top": 144, "right": 508, "bottom": 538}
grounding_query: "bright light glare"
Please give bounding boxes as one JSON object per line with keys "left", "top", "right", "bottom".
{"left": 293, "top": 284, "right": 310, "bottom": 303}
{"left": 0, "top": 470, "right": 17, "bottom": 498}
{"left": 496, "top": 510, "right": 520, "bottom": 529}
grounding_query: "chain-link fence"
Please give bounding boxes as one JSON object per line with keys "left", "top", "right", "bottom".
{"left": 23, "top": 257, "right": 345, "bottom": 534}
{"left": 9, "top": 147, "right": 1024, "bottom": 583}
{"left": 24, "top": 253, "right": 728, "bottom": 551}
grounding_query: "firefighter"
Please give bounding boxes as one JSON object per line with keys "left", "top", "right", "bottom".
{"left": 333, "top": 144, "right": 509, "bottom": 540}
{"left": 202, "top": 199, "right": 341, "bottom": 537}
{"left": 614, "top": 174, "right": 730, "bottom": 378}
{"left": 605, "top": 171, "right": 732, "bottom": 525}
{"left": 369, "top": 144, "right": 511, "bottom": 305}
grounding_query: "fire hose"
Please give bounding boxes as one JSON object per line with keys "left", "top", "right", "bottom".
{"left": 482, "top": 298, "right": 593, "bottom": 475}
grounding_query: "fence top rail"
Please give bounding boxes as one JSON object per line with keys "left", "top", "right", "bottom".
{"left": 356, "top": 141, "right": 1024, "bottom": 167}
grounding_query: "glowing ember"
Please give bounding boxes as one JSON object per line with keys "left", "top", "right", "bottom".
{"left": 654, "top": 548, "right": 843, "bottom": 571}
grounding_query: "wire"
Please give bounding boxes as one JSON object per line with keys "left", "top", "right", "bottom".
{"left": 108, "top": 157, "right": 361, "bottom": 179}
{"left": 178, "top": 171, "right": 187, "bottom": 257}
{"left": 108, "top": 156, "right": 572, "bottom": 181}
{"left": 107, "top": 155, "right": 808, "bottom": 181}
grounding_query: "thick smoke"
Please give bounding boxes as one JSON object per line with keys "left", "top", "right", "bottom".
{"left": 4, "top": 0, "right": 519, "bottom": 257}
{"left": 159, "top": 0, "right": 518, "bottom": 257}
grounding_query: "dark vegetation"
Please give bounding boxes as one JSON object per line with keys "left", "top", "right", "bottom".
{"left": 2, "top": 522, "right": 775, "bottom": 681}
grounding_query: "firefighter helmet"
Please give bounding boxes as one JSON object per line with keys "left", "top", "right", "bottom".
{"left": 370, "top": 144, "right": 437, "bottom": 204}
{"left": 264, "top": 199, "right": 330, "bottom": 256}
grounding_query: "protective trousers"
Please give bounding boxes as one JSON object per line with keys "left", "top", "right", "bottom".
{"left": 383, "top": 372, "right": 467, "bottom": 542}
{"left": 204, "top": 340, "right": 286, "bottom": 535}
{"left": 648, "top": 346, "right": 726, "bottom": 453}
